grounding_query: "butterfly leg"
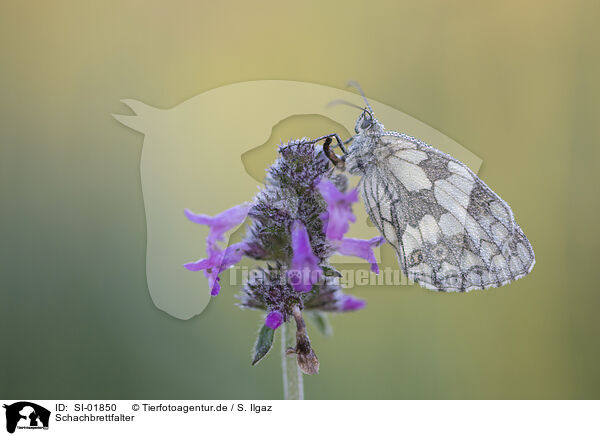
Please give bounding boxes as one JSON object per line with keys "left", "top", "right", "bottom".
{"left": 303, "top": 133, "right": 347, "bottom": 169}
{"left": 322, "top": 137, "right": 346, "bottom": 170}
{"left": 311, "top": 133, "right": 346, "bottom": 152}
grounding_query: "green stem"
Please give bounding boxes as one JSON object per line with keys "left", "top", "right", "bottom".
{"left": 281, "top": 321, "right": 304, "bottom": 400}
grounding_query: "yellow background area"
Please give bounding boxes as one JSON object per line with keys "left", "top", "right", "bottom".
{"left": 1, "top": 1, "right": 598, "bottom": 399}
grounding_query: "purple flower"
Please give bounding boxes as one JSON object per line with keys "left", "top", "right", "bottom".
{"left": 338, "top": 294, "right": 367, "bottom": 311}
{"left": 289, "top": 220, "right": 322, "bottom": 293}
{"left": 317, "top": 180, "right": 386, "bottom": 273}
{"left": 185, "top": 203, "right": 251, "bottom": 246}
{"left": 265, "top": 311, "right": 284, "bottom": 329}
{"left": 335, "top": 236, "right": 385, "bottom": 274}
{"left": 184, "top": 242, "right": 247, "bottom": 296}
{"left": 317, "top": 179, "right": 358, "bottom": 240}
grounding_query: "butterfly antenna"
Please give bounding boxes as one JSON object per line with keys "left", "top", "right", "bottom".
{"left": 347, "top": 80, "right": 373, "bottom": 114}
{"left": 326, "top": 99, "right": 365, "bottom": 111}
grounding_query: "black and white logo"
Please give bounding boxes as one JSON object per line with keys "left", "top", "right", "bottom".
{"left": 3, "top": 402, "right": 50, "bottom": 433}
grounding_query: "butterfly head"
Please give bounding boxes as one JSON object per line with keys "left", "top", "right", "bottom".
{"left": 346, "top": 81, "right": 382, "bottom": 135}
{"left": 328, "top": 82, "right": 384, "bottom": 136}
{"left": 355, "top": 108, "right": 377, "bottom": 134}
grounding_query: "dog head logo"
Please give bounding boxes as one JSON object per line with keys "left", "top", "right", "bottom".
{"left": 3, "top": 402, "right": 50, "bottom": 433}
{"left": 113, "top": 80, "right": 481, "bottom": 320}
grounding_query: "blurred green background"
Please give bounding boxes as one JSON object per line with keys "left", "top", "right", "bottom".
{"left": 1, "top": 0, "right": 599, "bottom": 399}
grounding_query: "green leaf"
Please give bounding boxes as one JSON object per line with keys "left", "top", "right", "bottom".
{"left": 251, "top": 324, "right": 275, "bottom": 366}
{"left": 305, "top": 311, "right": 333, "bottom": 337}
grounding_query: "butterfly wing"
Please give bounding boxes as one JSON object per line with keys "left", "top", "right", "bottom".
{"left": 359, "top": 133, "right": 535, "bottom": 291}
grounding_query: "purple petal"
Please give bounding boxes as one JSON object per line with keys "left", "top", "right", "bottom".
{"left": 220, "top": 242, "right": 247, "bottom": 270}
{"left": 207, "top": 273, "right": 221, "bottom": 296}
{"left": 184, "top": 209, "right": 214, "bottom": 226}
{"left": 183, "top": 257, "right": 213, "bottom": 272}
{"left": 317, "top": 179, "right": 345, "bottom": 203}
{"left": 336, "top": 236, "right": 385, "bottom": 274}
{"left": 185, "top": 203, "right": 251, "bottom": 244}
{"left": 289, "top": 220, "right": 322, "bottom": 293}
{"left": 265, "top": 311, "right": 284, "bottom": 329}
{"left": 183, "top": 241, "right": 247, "bottom": 297}
{"left": 184, "top": 242, "right": 224, "bottom": 271}
{"left": 317, "top": 180, "right": 358, "bottom": 240}
{"left": 184, "top": 242, "right": 223, "bottom": 272}
{"left": 338, "top": 294, "right": 367, "bottom": 311}
{"left": 324, "top": 201, "right": 356, "bottom": 240}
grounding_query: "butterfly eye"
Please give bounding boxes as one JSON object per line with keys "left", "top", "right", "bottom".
{"left": 361, "top": 115, "right": 373, "bottom": 129}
